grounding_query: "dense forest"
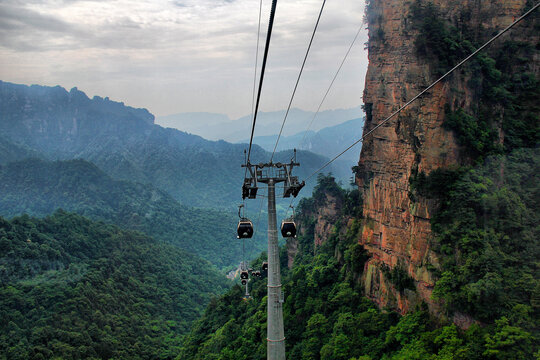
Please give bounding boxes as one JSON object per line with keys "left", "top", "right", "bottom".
{"left": 0, "top": 158, "right": 265, "bottom": 269}
{"left": 0, "top": 212, "right": 228, "bottom": 359}
{"left": 180, "top": 172, "right": 538, "bottom": 359}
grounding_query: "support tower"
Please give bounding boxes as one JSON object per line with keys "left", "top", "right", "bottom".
{"left": 242, "top": 155, "right": 304, "bottom": 360}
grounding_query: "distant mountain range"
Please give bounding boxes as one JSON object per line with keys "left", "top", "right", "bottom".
{"left": 244, "top": 117, "right": 365, "bottom": 164}
{"left": 156, "top": 107, "right": 364, "bottom": 143}
{"left": 0, "top": 81, "right": 341, "bottom": 209}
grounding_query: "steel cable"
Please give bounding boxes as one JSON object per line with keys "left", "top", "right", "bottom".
{"left": 270, "top": 0, "right": 328, "bottom": 162}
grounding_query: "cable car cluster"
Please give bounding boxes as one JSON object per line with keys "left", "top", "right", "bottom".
{"left": 239, "top": 262, "right": 268, "bottom": 290}
{"left": 236, "top": 209, "right": 298, "bottom": 240}
{"left": 240, "top": 269, "right": 249, "bottom": 285}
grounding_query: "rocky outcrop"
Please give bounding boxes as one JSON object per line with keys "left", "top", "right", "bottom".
{"left": 288, "top": 191, "right": 344, "bottom": 269}
{"left": 312, "top": 193, "right": 342, "bottom": 247}
{"left": 356, "top": 0, "right": 533, "bottom": 314}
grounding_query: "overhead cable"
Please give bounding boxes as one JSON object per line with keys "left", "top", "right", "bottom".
{"left": 247, "top": 0, "right": 279, "bottom": 163}
{"left": 285, "top": 22, "right": 363, "bottom": 218}
{"left": 299, "top": 22, "right": 363, "bottom": 149}
{"left": 251, "top": 0, "right": 264, "bottom": 118}
{"left": 270, "top": 0, "right": 327, "bottom": 162}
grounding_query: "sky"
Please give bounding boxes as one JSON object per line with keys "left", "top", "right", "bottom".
{"left": 0, "top": 0, "right": 368, "bottom": 119}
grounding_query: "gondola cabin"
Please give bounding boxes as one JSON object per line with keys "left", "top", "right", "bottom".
{"left": 262, "top": 262, "right": 268, "bottom": 272}
{"left": 280, "top": 219, "right": 297, "bottom": 238}
{"left": 237, "top": 218, "right": 254, "bottom": 239}
{"left": 240, "top": 270, "right": 249, "bottom": 280}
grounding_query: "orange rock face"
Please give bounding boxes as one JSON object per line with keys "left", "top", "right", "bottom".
{"left": 313, "top": 194, "right": 342, "bottom": 247}
{"left": 357, "top": 0, "right": 531, "bottom": 314}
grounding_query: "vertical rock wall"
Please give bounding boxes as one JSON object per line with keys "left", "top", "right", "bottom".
{"left": 357, "top": 0, "right": 532, "bottom": 314}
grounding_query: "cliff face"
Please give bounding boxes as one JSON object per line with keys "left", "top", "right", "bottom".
{"left": 356, "top": 0, "right": 534, "bottom": 315}
{"left": 289, "top": 191, "right": 344, "bottom": 268}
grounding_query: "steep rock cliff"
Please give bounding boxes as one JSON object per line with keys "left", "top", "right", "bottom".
{"left": 288, "top": 179, "right": 346, "bottom": 268}
{"left": 356, "top": 0, "right": 537, "bottom": 316}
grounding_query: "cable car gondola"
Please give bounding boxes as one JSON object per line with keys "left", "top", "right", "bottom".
{"left": 280, "top": 205, "right": 297, "bottom": 238}
{"left": 262, "top": 262, "right": 268, "bottom": 272}
{"left": 281, "top": 219, "right": 297, "bottom": 238}
{"left": 237, "top": 204, "right": 254, "bottom": 239}
{"left": 237, "top": 218, "right": 254, "bottom": 239}
{"left": 240, "top": 270, "right": 249, "bottom": 280}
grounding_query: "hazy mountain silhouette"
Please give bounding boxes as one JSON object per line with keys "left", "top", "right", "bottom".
{"left": 0, "top": 81, "right": 339, "bottom": 208}
{"left": 156, "top": 107, "right": 363, "bottom": 142}
{"left": 244, "top": 117, "right": 364, "bottom": 163}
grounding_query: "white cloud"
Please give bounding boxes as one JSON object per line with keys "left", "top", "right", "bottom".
{"left": 0, "top": 0, "right": 368, "bottom": 119}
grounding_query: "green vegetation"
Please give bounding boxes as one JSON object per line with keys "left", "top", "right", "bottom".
{"left": 409, "top": 166, "right": 467, "bottom": 200}
{"left": 381, "top": 262, "right": 415, "bottom": 293}
{"left": 180, "top": 175, "right": 538, "bottom": 359}
{"left": 407, "top": 1, "right": 539, "bottom": 338}
{"left": 443, "top": 106, "right": 500, "bottom": 159}
{"left": 430, "top": 149, "right": 539, "bottom": 323}
{"left": 410, "top": 0, "right": 539, "bottom": 161}
{"left": 0, "top": 211, "right": 228, "bottom": 359}
{"left": 0, "top": 136, "right": 41, "bottom": 165}
{"left": 411, "top": 1, "right": 474, "bottom": 77}
{"left": 0, "top": 158, "right": 266, "bottom": 269}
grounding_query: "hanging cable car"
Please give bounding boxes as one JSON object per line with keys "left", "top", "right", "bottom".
{"left": 240, "top": 270, "right": 249, "bottom": 280}
{"left": 237, "top": 204, "right": 254, "bottom": 239}
{"left": 280, "top": 205, "right": 297, "bottom": 238}
{"left": 281, "top": 219, "right": 297, "bottom": 238}
{"left": 237, "top": 219, "right": 254, "bottom": 239}
{"left": 262, "top": 262, "right": 268, "bottom": 272}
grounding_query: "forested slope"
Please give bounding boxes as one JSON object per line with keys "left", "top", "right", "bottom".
{"left": 180, "top": 173, "right": 538, "bottom": 359}
{"left": 0, "top": 136, "right": 42, "bottom": 165}
{"left": 0, "top": 158, "right": 266, "bottom": 269}
{"left": 0, "top": 212, "right": 228, "bottom": 359}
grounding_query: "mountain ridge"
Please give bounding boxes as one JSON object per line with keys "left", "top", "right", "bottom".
{"left": 156, "top": 106, "right": 363, "bottom": 142}
{"left": 243, "top": 117, "right": 365, "bottom": 163}
{"left": 0, "top": 80, "right": 339, "bottom": 209}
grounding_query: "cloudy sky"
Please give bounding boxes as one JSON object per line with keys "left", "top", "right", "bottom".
{"left": 0, "top": 0, "right": 368, "bottom": 118}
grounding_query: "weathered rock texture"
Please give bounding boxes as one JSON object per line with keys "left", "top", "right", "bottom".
{"left": 356, "top": 0, "right": 533, "bottom": 314}
{"left": 288, "top": 192, "right": 344, "bottom": 268}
